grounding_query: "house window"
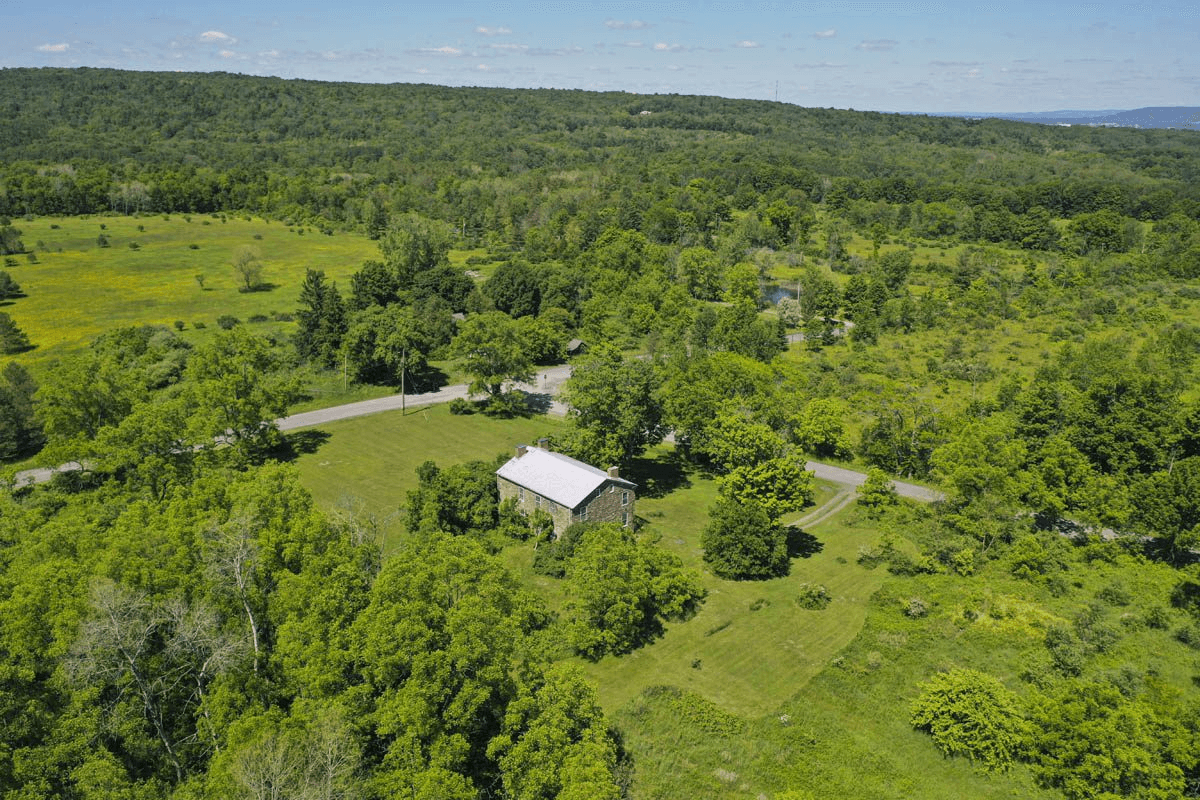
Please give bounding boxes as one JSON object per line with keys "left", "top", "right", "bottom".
{"left": 518, "top": 487, "right": 524, "bottom": 501}
{"left": 622, "top": 511, "right": 629, "bottom": 527}
{"left": 621, "top": 491, "right": 629, "bottom": 506}
{"left": 580, "top": 504, "right": 588, "bottom": 522}
{"left": 549, "top": 501, "right": 557, "bottom": 514}
{"left": 609, "top": 485, "right": 615, "bottom": 493}
{"left": 534, "top": 494, "right": 541, "bottom": 510}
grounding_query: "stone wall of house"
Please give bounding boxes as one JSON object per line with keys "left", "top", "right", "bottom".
{"left": 497, "top": 476, "right": 574, "bottom": 533}
{"left": 496, "top": 476, "right": 636, "bottom": 536}
{"left": 574, "top": 482, "right": 635, "bottom": 529}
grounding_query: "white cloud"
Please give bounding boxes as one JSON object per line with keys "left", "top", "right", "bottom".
{"left": 490, "top": 43, "right": 528, "bottom": 51}
{"left": 607, "top": 20, "right": 651, "bottom": 30}
{"left": 37, "top": 42, "right": 69, "bottom": 52}
{"left": 219, "top": 50, "right": 236, "bottom": 58}
{"left": 654, "top": 42, "right": 686, "bottom": 52}
{"left": 413, "top": 46, "right": 463, "bottom": 56}
{"left": 857, "top": 39, "right": 898, "bottom": 51}
{"left": 476, "top": 26, "right": 512, "bottom": 36}
{"left": 476, "top": 63, "right": 493, "bottom": 71}
{"left": 813, "top": 29, "right": 837, "bottom": 39}
{"left": 622, "top": 41, "right": 644, "bottom": 48}
{"left": 200, "top": 30, "right": 235, "bottom": 43}
{"left": 734, "top": 40, "right": 759, "bottom": 48}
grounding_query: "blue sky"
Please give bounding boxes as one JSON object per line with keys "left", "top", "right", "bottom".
{"left": 5, "top": 1, "right": 1198, "bottom": 112}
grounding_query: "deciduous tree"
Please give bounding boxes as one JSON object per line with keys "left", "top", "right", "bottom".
{"left": 701, "top": 498, "right": 788, "bottom": 580}
{"left": 560, "top": 342, "right": 664, "bottom": 468}
{"left": 450, "top": 311, "right": 533, "bottom": 399}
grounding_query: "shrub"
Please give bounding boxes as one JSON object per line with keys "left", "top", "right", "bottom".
{"left": 248, "top": 314, "right": 269, "bottom": 323}
{"left": 795, "top": 583, "right": 831, "bottom": 610}
{"left": 1174, "top": 623, "right": 1200, "bottom": 649}
{"left": 911, "top": 668, "right": 1029, "bottom": 771}
{"left": 193, "top": 321, "right": 206, "bottom": 329}
{"left": 173, "top": 320, "right": 185, "bottom": 331}
{"left": 216, "top": 315, "right": 240, "bottom": 330}
{"left": 1143, "top": 604, "right": 1171, "bottom": 629}
{"left": 904, "top": 597, "right": 929, "bottom": 618}
{"left": 448, "top": 397, "right": 476, "bottom": 415}
{"left": 188, "top": 243, "right": 200, "bottom": 250}
{"left": 1097, "top": 580, "right": 1132, "bottom": 606}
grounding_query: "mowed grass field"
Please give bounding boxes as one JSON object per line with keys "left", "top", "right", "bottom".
{"left": 289, "top": 404, "right": 568, "bottom": 547}
{"left": 3, "top": 214, "right": 377, "bottom": 369}
{"left": 579, "top": 481, "right": 889, "bottom": 717}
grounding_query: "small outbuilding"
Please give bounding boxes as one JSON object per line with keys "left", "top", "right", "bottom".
{"left": 496, "top": 441, "right": 635, "bottom": 536}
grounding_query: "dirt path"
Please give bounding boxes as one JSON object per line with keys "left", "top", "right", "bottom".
{"left": 790, "top": 488, "right": 857, "bottom": 529}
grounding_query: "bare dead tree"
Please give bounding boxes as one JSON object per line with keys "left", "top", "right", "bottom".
{"left": 68, "top": 579, "right": 186, "bottom": 782}
{"left": 205, "top": 514, "right": 263, "bottom": 673}
{"left": 164, "top": 598, "right": 245, "bottom": 754}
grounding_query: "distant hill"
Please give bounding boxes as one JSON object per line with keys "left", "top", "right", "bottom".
{"left": 927, "top": 107, "right": 1200, "bottom": 131}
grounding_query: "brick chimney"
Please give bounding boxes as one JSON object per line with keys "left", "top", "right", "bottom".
{"left": 537, "top": 437, "right": 550, "bottom": 450}
{"left": 607, "top": 466, "right": 620, "bottom": 479}
{"left": 516, "top": 445, "right": 528, "bottom": 457}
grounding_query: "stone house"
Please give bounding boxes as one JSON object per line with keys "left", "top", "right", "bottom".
{"left": 495, "top": 441, "right": 636, "bottom": 536}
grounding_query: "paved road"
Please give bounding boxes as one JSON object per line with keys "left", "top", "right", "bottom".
{"left": 10, "top": 362, "right": 941, "bottom": 507}
{"left": 278, "top": 364, "right": 574, "bottom": 431}
{"left": 804, "top": 461, "right": 943, "bottom": 503}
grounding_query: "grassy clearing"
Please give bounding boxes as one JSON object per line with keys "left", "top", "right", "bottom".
{"left": 289, "top": 403, "right": 566, "bottom": 545}
{"left": 581, "top": 489, "right": 889, "bottom": 718}
{"left": 4, "top": 214, "right": 378, "bottom": 371}
{"left": 494, "top": 446, "right": 889, "bottom": 720}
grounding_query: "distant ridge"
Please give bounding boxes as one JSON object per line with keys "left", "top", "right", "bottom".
{"left": 922, "top": 106, "right": 1200, "bottom": 131}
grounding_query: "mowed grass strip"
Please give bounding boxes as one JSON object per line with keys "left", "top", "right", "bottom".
{"left": 290, "top": 403, "right": 567, "bottom": 540}
{"left": 584, "top": 501, "right": 888, "bottom": 717}
{"left": 4, "top": 214, "right": 376, "bottom": 369}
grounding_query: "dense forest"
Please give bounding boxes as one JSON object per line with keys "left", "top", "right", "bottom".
{"left": 2, "top": 67, "right": 1200, "bottom": 799}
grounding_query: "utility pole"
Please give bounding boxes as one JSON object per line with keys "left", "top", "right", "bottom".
{"left": 400, "top": 346, "right": 407, "bottom": 416}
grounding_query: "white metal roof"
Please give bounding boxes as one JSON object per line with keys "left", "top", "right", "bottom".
{"left": 495, "top": 446, "right": 634, "bottom": 509}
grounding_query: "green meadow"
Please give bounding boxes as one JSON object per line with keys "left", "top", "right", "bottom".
{"left": 3, "top": 214, "right": 376, "bottom": 369}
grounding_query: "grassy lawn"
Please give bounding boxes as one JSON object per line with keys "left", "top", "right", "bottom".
{"left": 4, "top": 214, "right": 378, "bottom": 371}
{"left": 580, "top": 479, "right": 890, "bottom": 718}
{"left": 289, "top": 403, "right": 567, "bottom": 546}
{"left": 494, "top": 447, "right": 890, "bottom": 721}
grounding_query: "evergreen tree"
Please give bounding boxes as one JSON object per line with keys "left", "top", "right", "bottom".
{"left": 0, "top": 311, "right": 31, "bottom": 354}
{"left": 0, "top": 361, "right": 43, "bottom": 458}
{"left": 295, "top": 269, "right": 347, "bottom": 368}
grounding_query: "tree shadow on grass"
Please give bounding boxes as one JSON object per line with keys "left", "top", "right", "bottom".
{"left": 406, "top": 364, "right": 450, "bottom": 394}
{"left": 521, "top": 392, "right": 555, "bottom": 415}
{"left": 271, "top": 429, "right": 332, "bottom": 462}
{"left": 625, "top": 452, "right": 692, "bottom": 499}
{"left": 786, "top": 526, "right": 823, "bottom": 559}
{"left": 238, "top": 282, "right": 280, "bottom": 293}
